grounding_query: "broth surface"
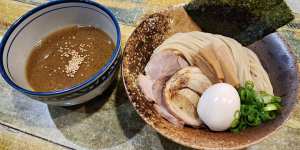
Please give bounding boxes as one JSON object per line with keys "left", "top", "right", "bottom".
{"left": 26, "top": 25, "right": 115, "bottom": 92}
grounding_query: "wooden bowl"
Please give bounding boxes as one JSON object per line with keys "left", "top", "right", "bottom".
{"left": 122, "top": 9, "right": 298, "bottom": 149}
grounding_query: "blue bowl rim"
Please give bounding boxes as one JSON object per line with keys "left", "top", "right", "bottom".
{"left": 0, "top": 0, "right": 121, "bottom": 96}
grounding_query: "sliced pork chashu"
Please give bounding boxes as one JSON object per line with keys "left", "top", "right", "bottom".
{"left": 138, "top": 50, "right": 190, "bottom": 127}
{"left": 145, "top": 50, "right": 189, "bottom": 80}
{"left": 164, "top": 66, "right": 212, "bottom": 127}
{"left": 138, "top": 75, "right": 184, "bottom": 127}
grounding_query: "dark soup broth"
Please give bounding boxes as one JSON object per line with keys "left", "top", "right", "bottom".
{"left": 26, "top": 25, "right": 115, "bottom": 92}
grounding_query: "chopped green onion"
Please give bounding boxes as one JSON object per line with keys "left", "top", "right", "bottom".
{"left": 264, "top": 103, "right": 280, "bottom": 111}
{"left": 230, "top": 110, "right": 240, "bottom": 128}
{"left": 230, "top": 81, "right": 282, "bottom": 133}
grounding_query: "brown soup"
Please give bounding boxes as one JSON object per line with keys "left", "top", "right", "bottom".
{"left": 26, "top": 25, "right": 115, "bottom": 92}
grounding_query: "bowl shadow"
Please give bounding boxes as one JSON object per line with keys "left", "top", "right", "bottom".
{"left": 158, "top": 134, "right": 197, "bottom": 150}
{"left": 114, "top": 77, "right": 146, "bottom": 139}
{"left": 47, "top": 74, "right": 146, "bottom": 149}
{"left": 47, "top": 79, "right": 117, "bottom": 149}
{"left": 48, "top": 78, "right": 116, "bottom": 123}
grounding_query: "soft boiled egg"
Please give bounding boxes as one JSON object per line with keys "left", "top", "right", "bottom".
{"left": 197, "top": 83, "right": 240, "bottom": 131}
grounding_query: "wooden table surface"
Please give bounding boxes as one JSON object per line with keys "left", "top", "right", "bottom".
{"left": 0, "top": 0, "right": 300, "bottom": 150}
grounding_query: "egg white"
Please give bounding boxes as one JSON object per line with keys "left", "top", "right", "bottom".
{"left": 197, "top": 83, "right": 240, "bottom": 131}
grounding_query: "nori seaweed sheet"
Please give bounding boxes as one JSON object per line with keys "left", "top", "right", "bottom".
{"left": 184, "top": 0, "right": 294, "bottom": 45}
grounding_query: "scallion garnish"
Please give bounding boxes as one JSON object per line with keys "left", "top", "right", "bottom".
{"left": 230, "top": 81, "right": 282, "bottom": 133}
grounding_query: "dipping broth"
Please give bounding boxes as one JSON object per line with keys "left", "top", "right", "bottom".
{"left": 26, "top": 25, "right": 115, "bottom": 92}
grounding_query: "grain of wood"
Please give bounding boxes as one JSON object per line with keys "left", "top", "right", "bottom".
{"left": 0, "top": 0, "right": 33, "bottom": 35}
{"left": 0, "top": 124, "right": 67, "bottom": 150}
{"left": 145, "top": 0, "right": 191, "bottom": 7}
{"left": 96, "top": 0, "right": 144, "bottom": 9}
{"left": 120, "top": 25, "right": 135, "bottom": 47}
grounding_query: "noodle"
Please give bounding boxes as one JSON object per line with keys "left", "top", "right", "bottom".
{"left": 153, "top": 31, "right": 274, "bottom": 95}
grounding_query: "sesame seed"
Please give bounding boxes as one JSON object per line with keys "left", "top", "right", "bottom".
{"left": 44, "top": 54, "right": 49, "bottom": 59}
{"left": 64, "top": 50, "right": 86, "bottom": 77}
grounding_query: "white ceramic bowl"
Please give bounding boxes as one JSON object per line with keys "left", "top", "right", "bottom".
{"left": 0, "top": 0, "right": 121, "bottom": 106}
